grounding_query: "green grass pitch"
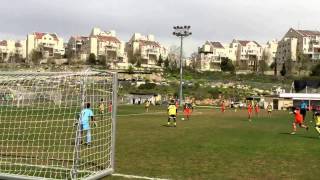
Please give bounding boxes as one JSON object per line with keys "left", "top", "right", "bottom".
{"left": 108, "top": 105, "right": 320, "bottom": 180}
{"left": 1, "top": 105, "right": 320, "bottom": 179}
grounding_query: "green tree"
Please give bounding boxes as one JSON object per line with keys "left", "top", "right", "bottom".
{"left": 310, "top": 63, "right": 320, "bottom": 76}
{"left": 297, "top": 53, "right": 310, "bottom": 76}
{"left": 280, "top": 63, "right": 286, "bottom": 76}
{"left": 30, "top": 50, "right": 42, "bottom": 65}
{"left": 127, "top": 65, "right": 134, "bottom": 74}
{"left": 259, "top": 59, "right": 268, "bottom": 75}
{"left": 220, "top": 57, "right": 235, "bottom": 73}
{"left": 88, "top": 53, "right": 96, "bottom": 65}
{"left": 164, "top": 57, "right": 170, "bottom": 69}
{"left": 99, "top": 55, "right": 107, "bottom": 66}
{"left": 270, "top": 62, "right": 276, "bottom": 70}
{"left": 157, "top": 55, "right": 163, "bottom": 66}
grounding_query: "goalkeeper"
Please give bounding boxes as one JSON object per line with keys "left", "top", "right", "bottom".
{"left": 80, "top": 103, "right": 95, "bottom": 146}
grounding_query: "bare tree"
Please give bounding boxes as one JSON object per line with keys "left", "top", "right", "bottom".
{"left": 259, "top": 51, "right": 269, "bottom": 75}
{"left": 168, "top": 45, "right": 180, "bottom": 69}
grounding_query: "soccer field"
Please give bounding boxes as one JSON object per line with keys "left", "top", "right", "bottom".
{"left": 1, "top": 105, "right": 320, "bottom": 180}
{"left": 108, "top": 105, "right": 320, "bottom": 180}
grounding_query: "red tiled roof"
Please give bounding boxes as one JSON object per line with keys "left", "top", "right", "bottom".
{"left": 237, "top": 40, "right": 261, "bottom": 47}
{"left": 96, "top": 35, "right": 120, "bottom": 43}
{"left": 15, "top": 42, "right": 22, "bottom": 47}
{"left": 297, "top": 30, "right": 320, "bottom": 36}
{"left": 138, "top": 40, "right": 160, "bottom": 48}
{"left": 73, "top": 36, "right": 89, "bottom": 41}
{"left": 34, "top": 32, "right": 59, "bottom": 41}
{"left": 210, "top": 41, "right": 224, "bottom": 48}
{"left": 238, "top": 40, "right": 250, "bottom": 46}
{"left": 50, "top": 34, "right": 59, "bottom": 41}
{"left": 0, "top": 40, "right": 7, "bottom": 46}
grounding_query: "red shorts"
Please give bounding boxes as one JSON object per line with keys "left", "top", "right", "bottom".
{"left": 184, "top": 109, "right": 191, "bottom": 116}
{"left": 294, "top": 119, "right": 303, "bottom": 124}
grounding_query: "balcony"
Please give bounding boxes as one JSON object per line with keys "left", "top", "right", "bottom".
{"left": 312, "top": 54, "right": 320, "bottom": 60}
{"left": 147, "top": 49, "right": 158, "bottom": 55}
{"left": 42, "top": 43, "right": 55, "bottom": 48}
{"left": 105, "top": 45, "right": 118, "bottom": 51}
{"left": 246, "top": 50, "right": 258, "bottom": 55}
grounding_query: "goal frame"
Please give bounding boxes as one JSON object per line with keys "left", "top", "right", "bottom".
{"left": 0, "top": 70, "right": 118, "bottom": 180}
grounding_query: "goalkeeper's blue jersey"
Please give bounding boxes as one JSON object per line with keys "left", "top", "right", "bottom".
{"left": 81, "top": 108, "right": 94, "bottom": 130}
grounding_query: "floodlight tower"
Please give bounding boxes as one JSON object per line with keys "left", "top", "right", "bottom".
{"left": 173, "top": 25, "right": 192, "bottom": 106}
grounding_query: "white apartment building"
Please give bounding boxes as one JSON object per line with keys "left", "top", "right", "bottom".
{"left": 68, "top": 27, "right": 128, "bottom": 69}
{"left": 231, "top": 39, "right": 263, "bottom": 71}
{"left": 89, "top": 28, "right": 127, "bottom": 69}
{"left": 197, "top": 41, "right": 228, "bottom": 71}
{"left": 67, "top": 36, "right": 90, "bottom": 61}
{"left": 26, "top": 32, "right": 65, "bottom": 61}
{"left": 276, "top": 28, "right": 320, "bottom": 66}
{"left": 263, "top": 40, "right": 278, "bottom": 66}
{"left": 0, "top": 40, "right": 26, "bottom": 63}
{"left": 126, "top": 33, "right": 168, "bottom": 68}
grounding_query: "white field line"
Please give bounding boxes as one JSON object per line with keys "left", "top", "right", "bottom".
{"left": 117, "top": 110, "right": 209, "bottom": 117}
{"left": 117, "top": 112, "right": 164, "bottom": 117}
{"left": 112, "top": 173, "right": 170, "bottom": 180}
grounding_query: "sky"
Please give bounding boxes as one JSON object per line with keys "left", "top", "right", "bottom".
{"left": 1, "top": 0, "right": 320, "bottom": 55}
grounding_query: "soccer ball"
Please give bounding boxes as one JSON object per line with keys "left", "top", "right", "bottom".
{"left": 181, "top": 118, "right": 185, "bottom": 121}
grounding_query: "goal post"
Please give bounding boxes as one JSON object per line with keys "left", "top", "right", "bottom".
{"left": 0, "top": 70, "right": 117, "bottom": 180}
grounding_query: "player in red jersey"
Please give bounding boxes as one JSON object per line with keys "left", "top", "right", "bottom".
{"left": 221, "top": 101, "right": 226, "bottom": 113}
{"left": 291, "top": 108, "right": 309, "bottom": 134}
{"left": 183, "top": 103, "right": 192, "bottom": 120}
{"left": 254, "top": 103, "right": 260, "bottom": 117}
{"left": 248, "top": 102, "right": 253, "bottom": 121}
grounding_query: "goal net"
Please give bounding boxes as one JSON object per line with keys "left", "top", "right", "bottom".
{"left": 0, "top": 70, "right": 117, "bottom": 180}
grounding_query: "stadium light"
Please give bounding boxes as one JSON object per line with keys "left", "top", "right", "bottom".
{"left": 173, "top": 25, "right": 192, "bottom": 106}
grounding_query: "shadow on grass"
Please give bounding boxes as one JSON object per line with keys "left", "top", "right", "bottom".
{"left": 162, "top": 124, "right": 176, "bottom": 128}
{"left": 279, "top": 132, "right": 292, "bottom": 135}
{"left": 279, "top": 132, "right": 319, "bottom": 140}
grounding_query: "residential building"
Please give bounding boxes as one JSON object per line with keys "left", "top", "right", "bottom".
{"left": 67, "top": 36, "right": 90, "bottom": 62}
{"left": 196, "top": 41, "right": 228, "bottom": 71}
{"left": 26, "top": 32, "right": 65, "bottom": 61}
{"left": 68, "top": 27, "right": 128, "bottom": 69}
{"left": 263, "top": 40, "right": 278, "bottom": 66}
{"left": 126, "top": 33, "right": 168, "bottom": 68}
{"left": 89, "top": 28, "right": 128, "bottom": 69}
{"left": 276, "top": 28, "right": 320, "bottom": 74}
{"left": 0, "top": 40, "right": 26, "bottom": 63}
{"left": 231, "top": 39, "right": 263, "bottom": 71}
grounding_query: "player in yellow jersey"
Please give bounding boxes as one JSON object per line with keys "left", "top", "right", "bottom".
{"left": 314, "top": 112, "right": 320, "bottom": 136}
{"left": 267, "top": 103, "right": 272, "bottom": 118}
{"left": 167, "top": 100, "right": 178, "bottom": 127}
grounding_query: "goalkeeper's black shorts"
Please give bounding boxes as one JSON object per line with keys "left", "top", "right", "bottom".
{"left": 169, "top": 115, "right": 176, "bottom": 118}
